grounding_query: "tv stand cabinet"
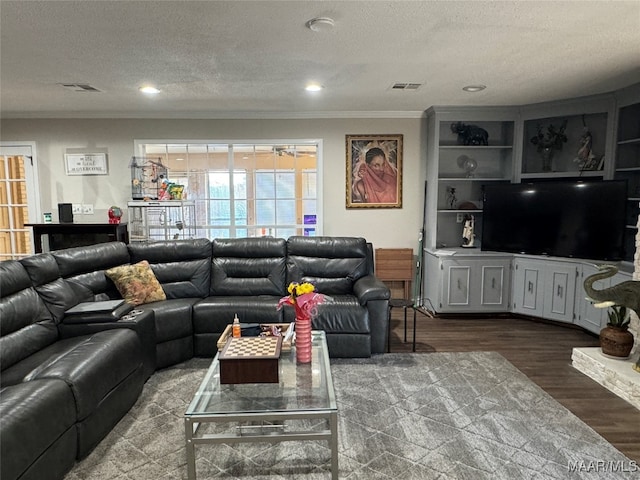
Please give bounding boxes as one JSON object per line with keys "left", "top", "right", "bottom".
{"left": 423, "top": 249, "right": 631, "bottom": 334}
{"left": 424, "top": 249, "right": 512, "bottom": 313}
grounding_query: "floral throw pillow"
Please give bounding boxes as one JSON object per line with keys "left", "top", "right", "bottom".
{"left": 105, "top": 260, "right": 166, "bottom": 306}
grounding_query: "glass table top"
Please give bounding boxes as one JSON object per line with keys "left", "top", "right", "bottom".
{"left": 185, "top": 331, "right": 336, "bottom": 417}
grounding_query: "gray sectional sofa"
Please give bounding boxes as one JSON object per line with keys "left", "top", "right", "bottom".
{"left": 0, "top": 235, "right": 390, "bottom": 480}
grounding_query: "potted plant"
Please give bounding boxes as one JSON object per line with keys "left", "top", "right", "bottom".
{"left": 600, "top": 305, "right": 634, "bottom": 358}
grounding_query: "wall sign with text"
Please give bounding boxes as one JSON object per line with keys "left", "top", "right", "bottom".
{"left": 65, "top": 153, "right": 108, "bottom": 175}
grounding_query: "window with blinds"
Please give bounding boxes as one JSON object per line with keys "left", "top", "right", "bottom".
{"left": 134, "top": 142, "right": 320, "bottom": 239}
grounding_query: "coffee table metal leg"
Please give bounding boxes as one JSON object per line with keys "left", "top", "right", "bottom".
{"left": 329, "top": 411, "right": 339, "bottom": 479}
{"left": 185, "top": 418, "right": 197, "bottom": 480}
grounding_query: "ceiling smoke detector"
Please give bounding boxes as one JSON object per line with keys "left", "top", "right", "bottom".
{"left": 305, "top": 17, "right": 335, "bottom": 32}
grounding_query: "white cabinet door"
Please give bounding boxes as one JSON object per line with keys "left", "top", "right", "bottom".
{"left": 479, "top": 263, "right": 510, "bottom": 309}
{"left": 438, "top": 257, "right": 511, "bottom": 312}
{"left": 512, "top": 257, "right": 577, "bottom": 323}
{"left": 511, "top": 259, "right": 544, "bottom": 317}
{"left": 443, "top": 262, "right": 471, "bottom": 308}
{"left": 543, "top": 263, "right": 578, "bottom": 323}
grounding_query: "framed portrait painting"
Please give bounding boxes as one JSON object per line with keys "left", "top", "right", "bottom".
{"left": 346, "top": 134, "right": 403, "bottom": 208}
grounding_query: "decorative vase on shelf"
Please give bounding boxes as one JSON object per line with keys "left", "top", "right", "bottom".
{"left": 530, "top": 121, "right": 567, "bottom": 173}
{"left": 540, "top": 147, "right": 554, "bottom": 172}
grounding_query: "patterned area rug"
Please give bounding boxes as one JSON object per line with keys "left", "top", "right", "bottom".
{"left": 64, "top": 352, "right": 636, "bottom": 479}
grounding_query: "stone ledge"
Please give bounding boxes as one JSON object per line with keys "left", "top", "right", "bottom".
{"left": 572, "top": 347, "right": 640, "bottom": 410}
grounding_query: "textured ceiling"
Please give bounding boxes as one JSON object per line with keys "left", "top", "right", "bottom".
{"left": 1, "top": 0, "right": 639, "bottom": 118}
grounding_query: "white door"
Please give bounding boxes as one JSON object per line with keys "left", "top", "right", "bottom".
{"left": 0, "top": 143, "right": 40, "bottom": 259}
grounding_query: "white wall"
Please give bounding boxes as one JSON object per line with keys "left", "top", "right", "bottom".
{"left": 0, "top": 117, "right": 427, "bottom": 249}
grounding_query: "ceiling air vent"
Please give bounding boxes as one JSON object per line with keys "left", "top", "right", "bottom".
{"left": 391, "top": 83, "right": 422, "bottom": 90}
{"left": 58, "top": 83, "right": 102, "bottom": 92}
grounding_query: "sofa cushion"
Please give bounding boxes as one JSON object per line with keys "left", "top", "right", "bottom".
{"left": 53, "top": 242, "right": 131, "bottom": 302}
{"left": 0, "top": 329, "right": 142, "bottom": 420}
{"left": 211, "top": 237, "right": 286, "bottom": 296}
{"left": 128, "top": 239, "right": 212, "bottom": 298}
{"left": 193, "top": 296, "right": 283, "bottom": 335}
{"left": 286, "top": 236, "right": 369, "bottom": 294}
{"left": 282, "top": 294, "right": 370, "bottom": 334}
{"left": 106, "top": 260, "right": 167, "bottom": 306}
{"left": 0, "top": 260, "right": 58, "bottom": 371}
{"left": 138, "top": 298, "right": 196, "bottom": 343}
{"left": 20, "top": 253, "right": 81, "bottom": 322}
{"left": 0, "top": 379, "right": 77, "bottom": 480}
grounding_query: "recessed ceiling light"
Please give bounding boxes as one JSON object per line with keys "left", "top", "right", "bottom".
{"left": 462, "top": 85, "right": 486, "bottom": 93}
{"left": 139, "top": 85, "right": 161, "bottom": 94}
{"left": 305, "top": 17, "right": 335, "bottom": 32}
{"left": 305, "top": 83, "right": 323, "bottom": 92}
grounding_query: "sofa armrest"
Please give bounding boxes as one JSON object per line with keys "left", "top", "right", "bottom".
{"left": 57, "top": 310, "right": 156, "bottom": 379}
{"left": 353, "top": 275, "right": 391, "bottom": 305}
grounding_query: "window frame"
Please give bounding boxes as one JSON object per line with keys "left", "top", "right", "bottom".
{"left": 133, "top": 139, "right": 323, "bottom": 239}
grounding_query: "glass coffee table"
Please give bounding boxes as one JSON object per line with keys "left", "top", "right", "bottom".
{"left": 184, "top": 330, "right": 338, "bottom": 479}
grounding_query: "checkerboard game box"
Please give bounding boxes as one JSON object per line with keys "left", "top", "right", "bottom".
{"left": 219, "top": 336, "right": 283, "bottom": 384}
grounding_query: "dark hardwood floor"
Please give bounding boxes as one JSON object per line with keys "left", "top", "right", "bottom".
{"left": 388, "top": 310, "right": 640, "bottom": 462}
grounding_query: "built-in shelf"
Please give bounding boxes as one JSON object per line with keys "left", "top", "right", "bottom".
{"left": 520, "top": 170, "right": 605, "bottom": 180}
{"left": 439, "top": 177, "right": 507, "bottom": 182}
{"left": 439, "top": 145, "right": 513, "bottom": 150}
{"left": 437, "top": 209, "right": 482, "bottom": 214}
{"left": 615, "top": 101, "right": 640, "bottom": 263}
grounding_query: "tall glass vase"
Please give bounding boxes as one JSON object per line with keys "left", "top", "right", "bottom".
{"left": 294, "top": 307, "right": 312, "bottom": 363}
{"left": 540, "top": 147, "right": 554, "bottom": 172}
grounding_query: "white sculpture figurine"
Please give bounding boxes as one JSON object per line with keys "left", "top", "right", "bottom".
{"left": 462, "top": 215, "right": 476, "bottom": 248}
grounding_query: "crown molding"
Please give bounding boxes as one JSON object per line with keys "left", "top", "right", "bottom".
{"left": 0, "top": 110, "right": 427, "bottom": 120}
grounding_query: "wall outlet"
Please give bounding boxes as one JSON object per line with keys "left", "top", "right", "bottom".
{"left": 72, "top": 203, "right": 82, "bottom": 214}
{"left": 82, "top": 204, "right": 94, "bottom": 214}
{"left": 456, "top": 213, "right": 464, "bottom": 223}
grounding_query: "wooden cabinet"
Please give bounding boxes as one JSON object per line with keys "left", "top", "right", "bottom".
{"left": 424, "top": 251, "right": 511, "bottom": 313}
{"left": 26, "top": 222, "right": 128, "bottom": 253}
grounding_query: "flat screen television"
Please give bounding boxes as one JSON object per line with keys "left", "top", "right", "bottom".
{"left": 481, "top": 180, "right": 627, "bottom": 261}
